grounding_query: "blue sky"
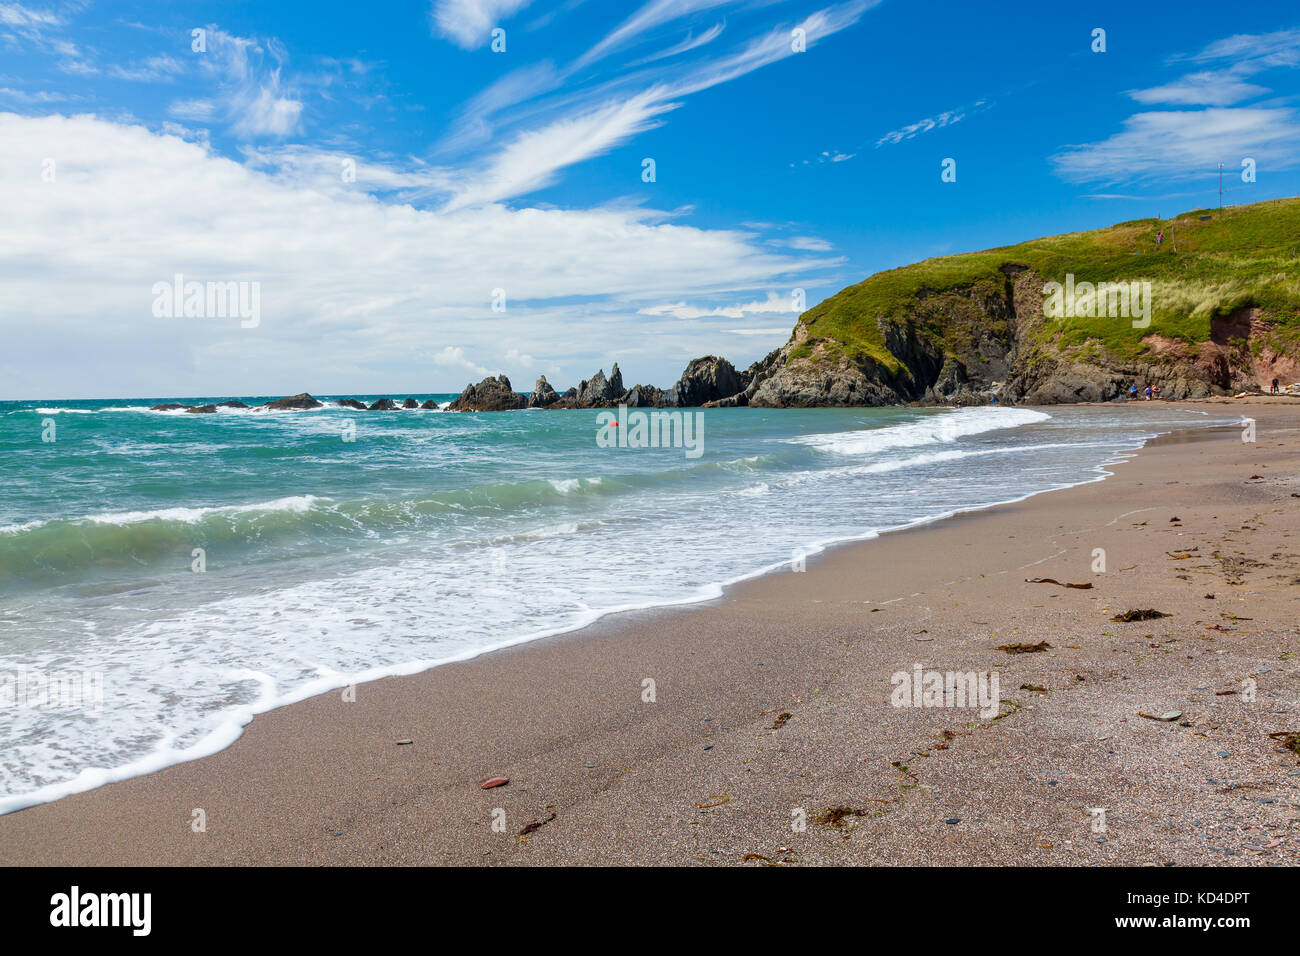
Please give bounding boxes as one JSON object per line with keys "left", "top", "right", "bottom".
{"left": 2, "top": 0, "right": 1298, "bottom": 399}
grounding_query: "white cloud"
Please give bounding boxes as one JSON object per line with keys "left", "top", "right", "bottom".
{"left": 0, "top": 3, "right": 60, "bottom": 28}
{"left": 431, "top": 0, "right": 534, "bottom": 50}
{"left": 1053, "top": 107, "right": 1300, "bottom": 183}
{"left": 1127, "top": 70, "right": 1268, "bottom": 107}
{"left": 443, "top": 86, "right": 679, "bottom": 209}
{"left": 194, "top": 27, "right": 304, "bottom": 139}
{"left": 1183, "top": 28, "right": 1300, "bottom": 69}
{"left": 433, "top": 346, "right": 491, "bottom": 378}
{"left": 1058, "top": 27, "right": 1300, "bottom": 185}
{"left": 0, "top": 86, "right": 75, "bottom": 103}
{"left": 639, "top": 291, "right": 801, "bottom": 320}
{"left": 785, "top": 236, "right": 833, "bottom": 251}
{"left": 0, "top": 113, "right": 826, "bottom": 398}
{"left": 232, "top": 75, "right": 303, "bottom": 137}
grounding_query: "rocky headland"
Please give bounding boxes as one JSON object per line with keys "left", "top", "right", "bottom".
{"left": 159, "top": 200, "right": 1299, "bottom": 414}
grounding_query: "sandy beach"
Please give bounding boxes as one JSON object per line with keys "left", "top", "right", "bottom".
{"left": 3, "top": 400, "right": 1297, "bottom": 867}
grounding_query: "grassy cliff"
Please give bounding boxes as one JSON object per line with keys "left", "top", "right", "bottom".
{"left": 791, "top": 198, "right": 1300, "bottom": 378}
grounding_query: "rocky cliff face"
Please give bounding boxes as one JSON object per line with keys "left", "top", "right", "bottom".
{"left": 666, "top": 356, "right": 742, "bottom": 407}
{"left": 737, "top": 267, "right": 1292, "bottom": 407}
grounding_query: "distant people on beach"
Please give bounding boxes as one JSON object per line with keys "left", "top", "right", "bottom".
{"left": 1144, "top": 386, "right": 1153, "bottom": 400}
{"left": 1272, "top": 378, "right": 1280, "bottom": 394}
{"left": 1129, "top": 384, "right": 1139, "bottom": 399}
{"left": 1153, "top": 384, "right": 1162, "bottom": 400}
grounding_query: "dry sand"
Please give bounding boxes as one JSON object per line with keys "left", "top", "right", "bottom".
{"left": 2, "top": 400, "right": 1297, "bottom": 866}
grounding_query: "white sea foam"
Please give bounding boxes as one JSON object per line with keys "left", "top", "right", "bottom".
{"left": 791, "top": 407, "right": 1050, "bottom": 456}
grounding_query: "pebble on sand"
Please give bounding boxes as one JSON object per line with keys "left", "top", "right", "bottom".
{"left": 481, "top": 777, "right": 509, "bottom": 789}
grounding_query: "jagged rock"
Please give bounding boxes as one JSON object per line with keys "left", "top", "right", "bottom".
{"left": 150, "top": 403, "right": 187, "bottom": 411}
{"left": 185, "top": 404, "right": 217, "bottom": 413}
{"left": 420, "top": 399, "right": 440, "bottom": 410}
{"left": 621, "top": 384, "right": 667, "bottom": 407}
{"left": 528, "top": 375, "right": 560, "bottom": 408}
{"left": 447, "top": 375, "right": 526, "bottom": 412}
{"left": 216, "top": 400, "right": 249, "bottom": 409}
{"left": 666, "top": 356, "right": 743, "bottom": 407}
{"left": 546, "top": 386, "right": 581, "bottom": 409}
{"left": 748, "top": 350, "right": 900, "bottom": 408}
{"left": 336, "top": 398, "right": 367, "bottom": 409}
{"left": 264, "top": 392, "right": 322, "bottom": 410}
{"left": 402, "top": 398, "right": 419, "bottom": 409}
{"left": 368, "top": 398, "right": 399, "bottom": 410}
{"left": 577, "top": 365, "right": 624, "bottom": 407}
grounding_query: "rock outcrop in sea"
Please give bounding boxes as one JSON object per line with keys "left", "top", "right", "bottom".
{"left": 527, "top": 375, "right": 559, "bottom": 408}
{"left": 666, "top": 355, "right": 743, "bottom": 407}
{"left": 264, "top": 393, "right": 323, "bottom": 410}
{"left": 447, "top": 375, "right": 528, "bottom": 411}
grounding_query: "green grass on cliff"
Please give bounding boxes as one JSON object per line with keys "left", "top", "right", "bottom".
{"left": 795, "top": 197, "right": 1300, "bottom": 370}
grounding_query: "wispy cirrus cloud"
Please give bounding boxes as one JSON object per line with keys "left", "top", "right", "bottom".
{"left": 1179, "top": 28, "right": 1300, "bottom": 69}
{"left": 629, "top": 21, "right": 725, "bottom": 66}
{"left": 1127, "top": 71, "right": 1268, "bottom": 107}
{"left": 1059, "top": 27, "right": 1300, "bottom": 183}
{"left": 0, "top": 84, "right": 77, "bottom": 103}
{"left": 109, "top": 54, "right": 185, "bottom": 83}
{"left": 443, "top": 86, "right": 680, "bottom": 210}
{"left": 437, "top": 1, "right": 879, "bottom": 209}
{"left": 0, "top": 1, "right": 96, "bottom": 75}
{"left": 1054, "top": 107, "right": 1300, "bottom": 183}
{"left": 573, "top": 0, "right": 735, "bottom": 70}
{"left": 169, "top": 26, "right": 303, "bottom": 138}
{"left": 0, "top": 2, "right": 60, "bottom": 29}
{"left": 875, "top": 99, "right": 987, "bottom": 147}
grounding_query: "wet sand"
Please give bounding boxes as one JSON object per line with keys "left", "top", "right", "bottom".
{"left": 3, "top": 400, "right": 1298, "bottom": 866}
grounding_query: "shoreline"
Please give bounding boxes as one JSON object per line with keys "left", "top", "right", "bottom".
{"left": 2, "top": 401, "right": 1298, "bottom": 865}
{"left": 0, "top": 406, "right": 1186, "bottom": 816}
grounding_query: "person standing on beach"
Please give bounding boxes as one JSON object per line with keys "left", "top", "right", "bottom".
{"left": 1145, "top": 385, "right": 1152, "bottom": 400}
{"left": 1130, "top": 384, "right": 1139, "bottom": 399}
{"left": 1273, "top": 378, "right": 1280, "bottom": 394}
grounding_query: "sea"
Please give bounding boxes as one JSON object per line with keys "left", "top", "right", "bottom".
{"left": 0, "top": 396, "right": 1236, "bottom": 811}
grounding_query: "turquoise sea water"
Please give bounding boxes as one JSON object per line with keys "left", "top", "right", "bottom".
{"left": 0, "top": 397, "right": 1235, "bottom": 811}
